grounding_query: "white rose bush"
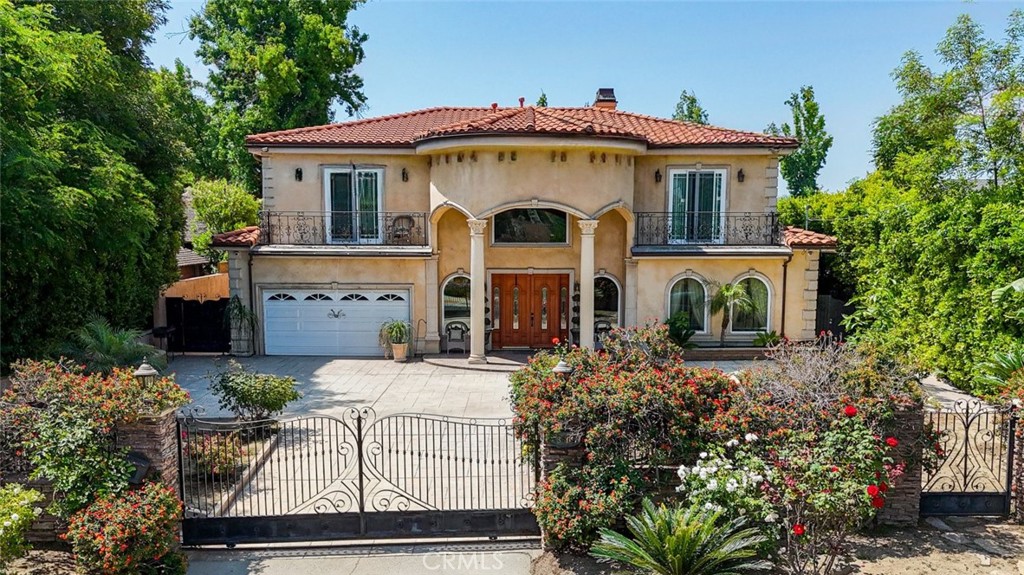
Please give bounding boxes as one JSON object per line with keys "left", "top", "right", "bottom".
{"left": 0, "top": 483, "right": 43, "bottom": 572}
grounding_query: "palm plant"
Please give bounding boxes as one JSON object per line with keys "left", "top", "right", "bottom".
{"left": 591, "top": 499, "right": 771, "bottom": 575}
{"left": 977, "top": 345, "right": 1024, "bottom": 393}
{"left": 62, "top": 318, "right": 166, "bottom": 375}
{"left": 709, "top": 282, "right": 753, "bottom": 347}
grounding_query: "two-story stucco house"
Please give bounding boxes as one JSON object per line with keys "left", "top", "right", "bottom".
{"left": 213, "top": 89, "right": 836, "bottom": 362}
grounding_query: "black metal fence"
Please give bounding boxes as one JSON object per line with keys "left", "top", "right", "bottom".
{"left": 178, "top": 408, "right": 538, "bottom": 544}
{"left": 634, "top": 212, "right": 782, "bottom": 247}
{"left": 921, "top": 400, "right": 1017, "bottom": 516}
{"left": 260, "top": 211, "right": 428, "bottom": 246}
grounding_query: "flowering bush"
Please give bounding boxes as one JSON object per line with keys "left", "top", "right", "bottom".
{"left": 184, "top": 432, "right": 245, "bottom": 478}
{"left": 678, "top": 407, "right": 903, "bottom": 575}
{"left": 0, "top": 484, "right": 43, "bottom": 571}
{"left": 63, "top": 482, "right": 186, "bottom": 575}
{"left": 5, "top": 359, "right": 189, "bottom": 426}
{"left": 3, "top": 359, "right": 190, "bottom": 518}
{"left": 511, "top": 324, "right": 737, "bottom": 549}
{"left": 211, "top": 360, "right": 301, "bottom": 420}
{"left": 533, "top": 463, "right": 639, "bottom": 552}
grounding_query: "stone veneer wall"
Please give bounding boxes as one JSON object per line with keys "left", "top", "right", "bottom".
{"left": 876, "top": 409, "right": 924, "bottom": 527}
{"left": 4, "top": 408, "right": 180, "bottom": 543}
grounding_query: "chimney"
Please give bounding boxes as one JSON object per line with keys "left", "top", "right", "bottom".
{"left": 593, "top": 88, "right": 617, "bottom": 110}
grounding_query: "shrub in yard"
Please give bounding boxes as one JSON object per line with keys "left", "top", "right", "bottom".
{"left": 591, "top": 499, "right": 771, "bottom": 575}
{"left": 61, "top": 318, "right": 167, "bottom": 375}
{"left": 725, "top": 335, "right": 923, "bottom": 439}
{"left": 184, "top": 432, "right": 245, "bottom": 478}
{"left": 534, "top": 463, "right": 639, "bottom": 552}
{"left": 0, "top": 484, "right": 44, "bottom": 572}
{"left": 3, "top": 360, "right": 189, "bottom": 517}
{"left": 63, "top": 482, "right": 186, "bottom": 575}
{"left": 678, "top": 408, "right": 904, "bottom": 575}
{"left": 211, "top": 360, "right": 301, "bottom": 420}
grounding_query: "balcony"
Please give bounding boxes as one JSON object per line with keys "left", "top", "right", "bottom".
{"left": 260, "top": 211, "right": 428, "bottom": 247}
{"left": 634, "top": 212, "right": 782, "bottom": 249}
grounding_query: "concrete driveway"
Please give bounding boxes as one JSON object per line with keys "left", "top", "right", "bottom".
{"left": 167, "top": 356, "right": 515, "bottom": 420}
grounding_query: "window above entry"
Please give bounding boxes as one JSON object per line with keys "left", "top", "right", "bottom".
{"left": 492, "top": 208, "right": 569, "bottom": 245}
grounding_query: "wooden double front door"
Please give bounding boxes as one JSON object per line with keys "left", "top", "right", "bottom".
{"left": 491, "top": 273, "right": 569, "bottom": 349}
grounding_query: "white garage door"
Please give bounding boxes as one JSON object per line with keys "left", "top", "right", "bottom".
{"left": 263, "top": 289, "right": 410, "bottom": 356}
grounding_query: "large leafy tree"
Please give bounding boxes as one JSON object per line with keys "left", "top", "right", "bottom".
{"left": 780, "top": 12, "right": 1024, "bottom": 391}
{"left": 1, "top": 0, "right": 184, "bottom": 366}
{"left": 672, "top": 89, "right": 709, "bottom": 125}
{"left": 767, "top": 86, "right": 834, "bottom": 196}
{"left": 151, "top": 60, "right": 229, "bottom": 183}
{"left": 189, "top": 0, "right": 368, "bottom": 192}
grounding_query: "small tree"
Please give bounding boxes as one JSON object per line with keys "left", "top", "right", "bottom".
{"left": 766, "top": 86, "right": 833, "bottom": 196}
{"left": 536, "top": 91, "right": 548, "bottom": 107}
{"left": 673, "top": 89, "right": 709, "bottom": 125}
{"left": 190, "top": 179, "right": 261, "bottom": 258}
{"left": 710, "top": 282, "right": 753, "bottom": 347}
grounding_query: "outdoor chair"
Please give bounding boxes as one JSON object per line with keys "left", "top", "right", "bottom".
{"left": 594, "top": 320, "right": 613, "bottom": 349}
{"left": 445, "top": 321, "right": 469, "bottom": 355}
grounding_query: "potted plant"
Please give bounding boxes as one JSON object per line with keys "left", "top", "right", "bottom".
{"left": 379, "top": 319, "right": 412, "bottom": 362}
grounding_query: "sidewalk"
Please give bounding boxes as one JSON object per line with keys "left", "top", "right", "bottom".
{"left": 187, "top": 541, "right": 542, "bottom": 575}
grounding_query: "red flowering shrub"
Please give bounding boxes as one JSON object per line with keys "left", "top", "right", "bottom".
{"left": 510, "top": 324, "right": 737, "bottom": 549}
{"left": 64, "top": 482, "right": 186, "bottom": 575}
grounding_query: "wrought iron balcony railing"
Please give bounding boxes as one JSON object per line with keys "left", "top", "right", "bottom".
{"left": 634, "top": 211, "right": 782, "bottom": 247}
{"left": 260, "top": 211, "right": 428, "bottom": 246}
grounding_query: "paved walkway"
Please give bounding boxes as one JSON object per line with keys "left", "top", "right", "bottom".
{"left": 168, "top": 356, "right": 513, "bottom": 419}
{"left": 187, "top": 542, "right": 542, "bottom": 575}
{"left": 167, "top": 355, "right": 755, "bottom": 420}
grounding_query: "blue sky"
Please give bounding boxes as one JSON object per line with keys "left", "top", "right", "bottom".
{"left": 150, "top": 1, "right": 1022, "bottom": 193}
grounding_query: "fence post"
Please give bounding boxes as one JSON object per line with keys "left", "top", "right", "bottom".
{"left": 1011, "top": 403, "right": 1022, "bottom": 523}
{"left": 116, "top": 407, "right": 180, "bottom": 490}
{"left": 877, "top": 408, "right": 924, "bottom": 527}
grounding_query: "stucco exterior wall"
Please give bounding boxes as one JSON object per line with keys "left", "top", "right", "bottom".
{"left": 249, "top": 256, "right": 431, "bottom": 353}
{"left": 633, "top": 154, "right": 778, "bottom": 214}
{"left": 261, "top": 153, "right": 430, "bottom": 214}
{"left": 789, "top": 249, "right": 821, "bottom": 340}
{"left": 429, "top": 149, "right": 634, "bottom": 218}
{"left": 435, "top": 207, "right": 629, "bottom": 284}
{"left": 634, "top": 256, "right": 789, "bottom": 344}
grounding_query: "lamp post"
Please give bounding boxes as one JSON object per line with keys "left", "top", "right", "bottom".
{"left": 552, "top": 359, "right": 573, "bottom": 380}
{"left": 134, "top": 357, "right": 159, "bottom": 387}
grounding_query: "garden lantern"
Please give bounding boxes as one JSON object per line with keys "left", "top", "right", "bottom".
{"left": 552, "top": 359, "right": 573, "bottom": 380}
{"left": 134, "top": 357, "right": 159, "bottom": 387}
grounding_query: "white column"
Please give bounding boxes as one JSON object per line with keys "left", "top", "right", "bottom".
{"left": 468, "top": 219, "right": 488, "bottom": 363}
{"left": 424, "top": 255, "right": 440, "bottom": 354}
{"left": 624, "top": 257, "right": 638, "bottom": 327}
{"left": 578, "top": 219, "right": 599, "bottom": 349}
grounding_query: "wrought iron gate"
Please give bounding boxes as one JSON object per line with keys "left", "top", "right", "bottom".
{"left": 921, "top": 400, "right": 1017, "bottom": 516}
{"left": 177, "top": 408, "right": 539, "bottom": 545}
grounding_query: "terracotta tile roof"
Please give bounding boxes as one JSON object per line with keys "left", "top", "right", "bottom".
{"left": 784, "top": 226, "right": 837, "bottom": 249}
{"left": 246, "top": 106, "right": 798, "bottom": 149}
{"left": 211, "top": 226, "right": 261, "bottom": 247}
{"left": 176, "top": 247, "right": 208, "bottom": 268}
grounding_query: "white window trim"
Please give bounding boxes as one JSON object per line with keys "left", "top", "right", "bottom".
{"left": 322, "top": 166, "right": 385, "bottom": 244}
{"left": 729, "top": 273, "right": 772, "bottom": 334}
{"left": 594, "top": 273, "right": 622, "bottom": 328}
{"left": 666, "top": 168, "right": 728, "bottom": 245}
{"left": 490, "top": 208, "right": 571, "bottom": 247}
{"left": 665, "top": 272, "right": 711, "bottom": 335}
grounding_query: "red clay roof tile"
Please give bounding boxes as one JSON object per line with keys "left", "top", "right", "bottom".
{"left": 784, "top": 226, "right": 837, "bottom": 249}
{"left": 211, "top": 226, "right": 261, "bottom": 247}
{"left": 246, "top": 106, "right": 798, "bottom": 149}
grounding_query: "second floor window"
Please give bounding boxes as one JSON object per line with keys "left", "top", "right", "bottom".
{"left": 669, "top": 169, "right": 725, "bottom": 244}
{"left": 325, "top": 167, "right": 383, "bottom": 243}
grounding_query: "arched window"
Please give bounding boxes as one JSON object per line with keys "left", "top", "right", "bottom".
{"left": 669, "top": 278, "right": 707, "bottom": 332}
{"left": 442, "top": 275, "right": 471, "bottom": 329}
{"left": 594, "top": 276, "right": 620, "bottom": 328}
{"left": 732, "top": 276, "right": 770, "bottom": 332}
